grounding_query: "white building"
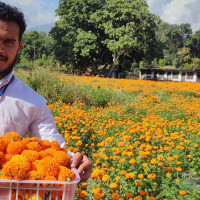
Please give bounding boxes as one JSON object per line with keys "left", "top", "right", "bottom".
{"left": 139, "top": 67, "right": 200, "bottom": 82}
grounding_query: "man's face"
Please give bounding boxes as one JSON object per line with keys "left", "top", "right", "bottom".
{"left": 0, "top": 20, "right": 22, "bottom": 79}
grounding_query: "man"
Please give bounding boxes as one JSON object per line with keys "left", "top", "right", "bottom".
{"left": 0, "top": 2, "right": 92, "bottom": 183}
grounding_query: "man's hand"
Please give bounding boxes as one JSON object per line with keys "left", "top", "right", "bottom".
{"left": 71, "top": 152, "right": 92, "bottom": 183}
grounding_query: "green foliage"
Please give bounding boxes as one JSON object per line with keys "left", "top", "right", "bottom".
{"left": 15, "top": 68, "right": 134, "bottom": 106}
{"left": 159, "top": 59, "right": 166, "bottom": 68}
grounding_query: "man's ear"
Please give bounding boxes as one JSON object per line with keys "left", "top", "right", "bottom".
{"left": 17, "top": 41, "right": 23, "bottom": 54}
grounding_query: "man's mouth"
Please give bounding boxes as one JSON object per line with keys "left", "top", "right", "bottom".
{"left": 0, "top": 54, "right": 8, "bottom": 61}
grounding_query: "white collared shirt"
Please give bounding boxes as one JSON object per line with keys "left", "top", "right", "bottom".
{"left": 0, "top": 70, "right": 66, "bottom": 148}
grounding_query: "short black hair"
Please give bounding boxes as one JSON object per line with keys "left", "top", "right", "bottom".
{"left": 0, "top": 2, "right": 26, "bottom": 41}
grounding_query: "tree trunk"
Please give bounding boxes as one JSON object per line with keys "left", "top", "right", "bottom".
{"left": 105, "top": 53, "right": 120, "bottom": 78}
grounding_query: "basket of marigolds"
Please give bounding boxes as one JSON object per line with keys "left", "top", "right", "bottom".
{"left": 0, "top": 132, "right": 80, "bottom": 200}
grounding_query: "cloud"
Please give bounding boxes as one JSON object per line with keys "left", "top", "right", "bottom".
{"left": 1, "top": 0, "right": 58, "bottom": 29}
{"left": 147, "top": 0, "right": 200, "bottom": 32}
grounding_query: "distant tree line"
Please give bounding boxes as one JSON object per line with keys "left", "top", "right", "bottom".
{"left": 18, "top": 0, "right": 200, "bottom": 76}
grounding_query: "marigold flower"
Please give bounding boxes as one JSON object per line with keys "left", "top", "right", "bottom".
{"left": 4, "top": 132, "right": 22, "bottom": 145}
{"left": 166, "top": 173, "right": 171, "bottom": 178}
{"left": 126, "top": 193, "right": 132, "bottom": 198}
{"left": 37, "top": 157, "right": 59, "bottom": 177}
{"left": 133, "top": 195, "right": 142, "bottom": 200}
{"left": 93, "top": 191, "right": 104, "bottom": 200}
{"left": 93, "top": 187, "right": 101, "bottom": 194}
{"left": 53, "top": 151, "right": 70, "bottom": 166}
{"left": 138, "top": 174, "right": 144, "bottom": 179}
{"left": 135, "top": 181, "right": 142, "bottom": 186}
{"left": 21, "top": 150, "right": 39, "bottom": 163}
{"left": 148, "top": 196, "right": 156, "bottom": 200}
{"left": 176, "top": 167, "right": 182, "bottom": 172}
{"left": 110, "top": 183, "right": 118, "bottom": 189}
{"left": 129, "top": 158, "right": 136, "bottom": 164}
{"left": 179, "top": 190, "right": 187, "bottom": 195}
{"left": 102, "top": 174, "right": 110, "bottom": 181}
{"left": 80, "top": 190, "right": 87, "bottom": 198}
{"left": 0, "top": 139, "right": 6, "bottom": 152}
{"left": 112, "top": 193, "right": 120, "bottom": 200}
{"left": 2, "top": 155, "right": 30, "bottom": 180}
{"left": 50, "top": 141, "right": 61, "bottom": 150}
{"left": 25, "top": 170, "right": 44, "bottom": 180}
{"left": 58, "top": 166, "right": 76, "bottom": 181}
{"left": 26, "top": 142, "right": 43, "bottom": 152}
{"left": 150, "top": 158, "right": 157, "bottom": 164}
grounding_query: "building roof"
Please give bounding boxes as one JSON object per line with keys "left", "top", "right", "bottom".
{"left": 139, "top": 67, "right": 200, "bottom": 72}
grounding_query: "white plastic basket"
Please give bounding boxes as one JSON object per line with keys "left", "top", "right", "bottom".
{"left": 0, "top": 168, "right": 80, "bottom": 200}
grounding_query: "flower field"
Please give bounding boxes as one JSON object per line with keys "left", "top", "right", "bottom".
{"left": 49, "top": 76, "right": 200, "bottom": 200}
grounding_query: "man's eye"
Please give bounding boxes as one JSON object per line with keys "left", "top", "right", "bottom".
{"left": 5, "top": 40, "right": 15, "bottom": 45}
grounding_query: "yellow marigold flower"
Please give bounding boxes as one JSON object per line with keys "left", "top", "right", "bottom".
{"left": 176, "top": 167, "right": 182, "bottom": 172}
{"left": 166, "top": 173, "right": 171, "bottom": 178}
{"left": 129, "top": 158, "right": 136, "bottom": 164}
{"left": 179, "top": 190, "right": 187, "bottom": 195}
{"left": 28, "top": 194, "right": 43, "bottom": 200}
{"left": 21, "top": 150, "right": 39, "bottom": 163}
{"left": 53, "top": 151, "right": 70, "bottom": 166}
{"left": 93, "top": 187, "right": 101, "bottom": 194}
{"left": 110, "top": 183, "right": 118, "bottom": 189}
{"left": 138, "top": 174, "right": 144, "bottom": 179}
{"left": 58, "top": 166, "right": 76, "bottom": 181}
{"left": 150, "top": 158, "right": 157, "bottom": 164}
{"left": 37, "top": 156, "right": 59, "bottom": 177}
{"left": 112, "top": 193, "right": 120, "bottom": 200}
{"left": 102, "top": 174, "right": 110, "bottom": 181}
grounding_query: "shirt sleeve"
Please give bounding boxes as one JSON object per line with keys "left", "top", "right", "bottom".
{"left": 29, "top": 103, "right": 66, "bottom": 148}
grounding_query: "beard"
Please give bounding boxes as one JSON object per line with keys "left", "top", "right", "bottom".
{"left": 0, "top": 53, "right": 18, "bottom": 79}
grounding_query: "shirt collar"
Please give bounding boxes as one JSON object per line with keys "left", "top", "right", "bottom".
{"left": 0, "top": 69, "right": 14, "bottom": 89}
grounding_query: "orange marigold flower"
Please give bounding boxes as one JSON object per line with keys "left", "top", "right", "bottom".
{"left": 3, "top": 132, "right": 22, "bottom": 145}
{"left": 42, "top": 140, "right": 51, "bottom": 149}
{"left": 126, "top": 193, "right": 132, "bottom": 198}
{"left": 133, "top": 195, "right": 142, "bottom": 200}
{"left": 50, "top": 141, "right": 61, "bottom": 151}
{"left": 26, "top": 142, "right": 43, "bottom": 152}
{"left": 44, "top": 175, "right": 57, "bottom": 181}
{"left": 0, "top": 139, "right": 6, "bottom": 152}
{"left": 37, "top": 157, "right": 59, "bottom": 177}
{"left": 112, "top": 193, "right": 120, "bottom": 200}
{"left": 53, "top": 151, "right": 70, "bottom": 167}
{"left": 6, "top": 141, "right": 25, "bottom": 155}
{"left": 135, "top": 181, "right": 142, "bottom": 186}
{"left": 148, "top": 196, "right": 156, "bottom": 200}
{"left": 179, "top": 190, "right": 187, "bottom": 195}
{"left": 21, "top": 150, "right": 39, "bottom": 163}
{"left": 2, "top": 155, "right": 30, "bottom": 180}
{"left": 21, "top": 138, "right": 32, "bottom": 145}
{"left": 80, "top": 190, "right": 87, "bottom": 198}
{"left": 93, "top": 191, "right": 104, "bottom": 200}
{"left": 25, "top": 170, "right": 44, "bottom": 180}
{"left": 58, "top": 166, "right": 76, "bottom": 181}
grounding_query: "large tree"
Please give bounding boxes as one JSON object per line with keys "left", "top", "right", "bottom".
{"left": 50, "top": 0, "right": 159, "bottom": 76}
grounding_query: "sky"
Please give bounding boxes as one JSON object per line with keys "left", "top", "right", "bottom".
{"left": 1, "top": 0, "right": 200, "bottom": 32}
